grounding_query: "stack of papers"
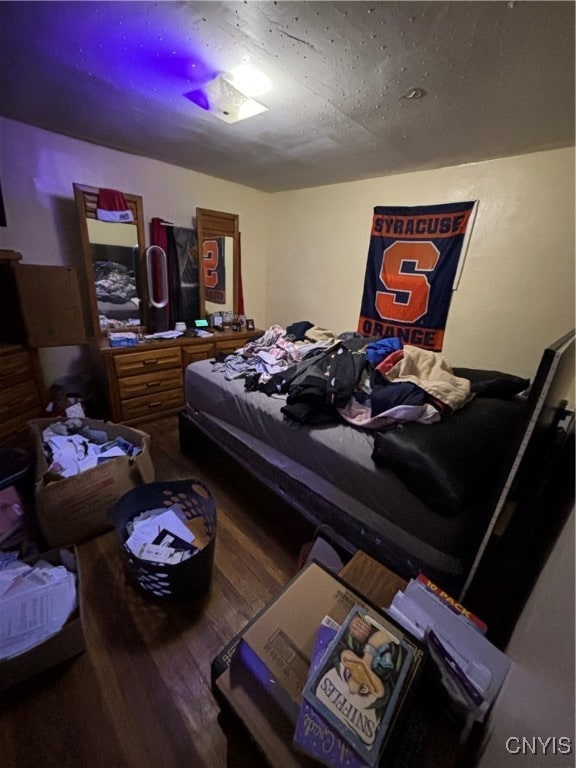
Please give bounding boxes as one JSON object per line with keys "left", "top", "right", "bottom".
{"left": 386, "top": 575, "right": 511, "bottom": 721}
{"left": 125, "top": 504, "right": 198, "bottom": 565}
{"left": 143, "top": 330, "right": 183, "bottom": 340}
{"left": 42, "top": 422, "right": 141, "bottom": 478}
{"left": 0, "top": 559, "right": 77, "bottom": 660}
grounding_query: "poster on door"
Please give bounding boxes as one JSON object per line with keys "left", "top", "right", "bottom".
{"left": 358, "top": 201, "right": 477, "bottom": 351}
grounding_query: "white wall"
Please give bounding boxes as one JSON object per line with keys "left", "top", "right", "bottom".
{"left": 1, "top": 118, "right": 574, "bottom": 394}
{"left": 477, "top": 508, "right": 575, "bottom": 768}
{"left": 0, "top": 118, "right": 269, "bottom": 384}
{"left": 267, "top": 148, "right": 575, "bottom": 386}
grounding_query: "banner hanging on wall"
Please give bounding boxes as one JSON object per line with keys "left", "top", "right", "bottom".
{"left": 358, "top": 201, "right": 478, "bottom": 351}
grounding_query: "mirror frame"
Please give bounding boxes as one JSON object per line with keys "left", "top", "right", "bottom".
{"left": 196, "top": 208, "right": 240, "bottom": 317}
{"left": 73, "top": 183, "right": 147, "bottom": 336}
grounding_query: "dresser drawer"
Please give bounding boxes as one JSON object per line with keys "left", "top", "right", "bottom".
{"left": 182, "top": 342, "right": 216, "bottom": 367}
{"left": 0, "top": 350, "right": 34, "bottom": 388}
{"left": 0, "top": 406, "right": 42, "bottom": 443}
{"left": 120, "top": 388, "right": 185, "bottom": 421}
{"left": 0, "top": 379, "right": 40, "bottom": 421}
{"left": 117, "top": 368, "right": 183, "bottom": 400}
{"left": 113, "top": 346, "right": 182, "bottom": 378}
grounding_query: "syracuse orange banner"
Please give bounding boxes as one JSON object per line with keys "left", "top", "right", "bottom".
{"left": 358, "top": 201, "right": 477, "bottom": 351}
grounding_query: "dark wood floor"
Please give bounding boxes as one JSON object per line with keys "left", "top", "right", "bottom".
{"left": 2, "top": 413, "right": 572, "bottom": 767}
{"left": 0, "top": 414, "right": 316, "bottom": 768}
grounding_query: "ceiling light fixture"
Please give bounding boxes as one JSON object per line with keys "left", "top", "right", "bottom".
{"left": 186, "top": 71, "right": 268, "bottom": 124}
{"left": 230, "top": 63, "right": 272, "bottom": 98}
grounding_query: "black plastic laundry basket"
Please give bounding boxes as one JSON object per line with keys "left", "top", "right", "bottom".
{"left": 110, "top": 479, "right": 217, "bottom": 600}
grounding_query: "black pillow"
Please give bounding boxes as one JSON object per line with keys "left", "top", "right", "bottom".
{"left": 453, "top": 368, "right": 530, "bottom": 398}
{"left": 372, "top": 398, "right": 526, "bottom": 517}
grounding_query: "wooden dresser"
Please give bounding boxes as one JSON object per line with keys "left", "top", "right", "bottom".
{"left": 0, "top": 250, "right": 86, "bottom": 444}
{"left": 0, "top": 344, "right": 43, "bottom": 445}
{"left": 100, "top": 329, "right": 261, "bottom": 425}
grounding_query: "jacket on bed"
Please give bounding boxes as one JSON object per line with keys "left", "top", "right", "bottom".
{"left": 278, "top": 340, "right": 368, "bottom": 424}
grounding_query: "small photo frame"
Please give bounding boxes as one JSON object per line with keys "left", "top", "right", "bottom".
{"left": 246, "top": 318, "right": 255, "bottom": 331}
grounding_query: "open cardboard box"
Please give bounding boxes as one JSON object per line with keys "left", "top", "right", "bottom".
{"left": 0, "top": 547, "right": 85, "bottom": 691}
{"left": 29, "top": 417, "right": 155, "bottom": 547}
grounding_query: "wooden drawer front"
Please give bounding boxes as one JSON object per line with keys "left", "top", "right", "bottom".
{"left": 182, "top": 343, "right": 215, "bottom": 367}
{"left": 214, "top": 338, "right": 245, "bottom": 355}
{"left": 117, "top": 368, "right": 183, "bottom": 400}
{"left": 113, "top": 347, "right": 182, "bottom": 378}
{"left": 120, "top": 389, "right": 185, "bottom": 421}
{"left": 0, "top": 407, "right": 42, "bottom": 442}
{"left": 0, "top": 379, "right": 40, "bottom": 421}
{"left": 0, "top": 350, "right": 34, "bottom": 388}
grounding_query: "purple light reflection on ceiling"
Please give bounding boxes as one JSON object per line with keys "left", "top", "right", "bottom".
{"left": 186, "top": 89, "right": 211, "bottom": 112}
{"left": 21, "top": 2, "right": 214, "bottom": 104}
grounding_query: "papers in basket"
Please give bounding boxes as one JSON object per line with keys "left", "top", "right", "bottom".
{"left": 125, "top": 504, "right": 198, "bottom": 565}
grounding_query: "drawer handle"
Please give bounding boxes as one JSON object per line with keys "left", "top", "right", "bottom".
{"left": 143, "top": 359, "right": 159, "bottom": 366}
{"left": 148, "top": 401, "right": 163, "bottom": 409}
{"left": 146, "top": 381, "right": 160, "bottom": 388}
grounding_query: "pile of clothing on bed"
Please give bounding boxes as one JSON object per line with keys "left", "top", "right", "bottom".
{"left": 93, "top": 260, "right": 138, "bottom": 305}
{"left": 211, "top": 322, "right": 474, "bottom": 429}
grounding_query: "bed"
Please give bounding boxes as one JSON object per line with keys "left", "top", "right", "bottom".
{"left": 178, "top": 327, "right": 573, "bottom": 595}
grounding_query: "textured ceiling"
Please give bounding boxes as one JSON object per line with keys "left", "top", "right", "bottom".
{"left": 0, "top": 1, "right": 574, "bottom": 192}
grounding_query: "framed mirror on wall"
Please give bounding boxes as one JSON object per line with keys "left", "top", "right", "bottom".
{"left": 73, "top": 183, "right": 147, "bottom": 336}
{"left": 196, "top": 208, "right": 240, "bottom": 319}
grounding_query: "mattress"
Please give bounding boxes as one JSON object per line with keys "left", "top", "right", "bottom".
{"left": 184, "top": 359, "right": 505, "bottom": 580}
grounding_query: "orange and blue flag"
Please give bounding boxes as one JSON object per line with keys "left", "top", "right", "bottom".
{"left": 358, "top": 201, "right": 477, "bottom": 351}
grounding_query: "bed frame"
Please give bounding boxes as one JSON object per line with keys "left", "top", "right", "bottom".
{"left": 178, "top": 330, "right": 574, "bottom": 601}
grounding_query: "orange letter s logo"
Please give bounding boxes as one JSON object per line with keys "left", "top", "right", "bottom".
{"left": 375, "top": 241, "right": 440, "bottom": 323}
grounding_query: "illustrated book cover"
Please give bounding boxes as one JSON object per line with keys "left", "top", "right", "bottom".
{"left": 294, "top": 615, "right": 370, "bottom": 768}
{"left": 302, "top": 605, "right": 416, "bottom": 768}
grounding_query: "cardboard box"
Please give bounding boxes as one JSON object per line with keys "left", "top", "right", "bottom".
{"left": 0, "top": 547, "right": 85, "bottom": 691}
{"left": 238, "top": 562, "right": 377, "bottom": 715}
{"left": 29, "top": 417, "right": 155, "bottom": 547}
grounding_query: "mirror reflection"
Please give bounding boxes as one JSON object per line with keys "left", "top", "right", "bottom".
{"left": 74, "top": 183, "right": 147, "bottom": 336}
{"left": 202, "top": 235, "right": 235, "bottom": 316}
{"left": 196, "top": 208, "right": 240, "bottom": 319}
{"left": 87, "top": 219, "right": 141, "bottom": 328}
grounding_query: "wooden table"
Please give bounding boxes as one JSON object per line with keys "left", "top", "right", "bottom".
{"left": 339, "top": 549, "right": 408, "bottom": 606}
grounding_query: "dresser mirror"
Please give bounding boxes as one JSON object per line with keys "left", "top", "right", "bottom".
{"left": 196, "top": 208, "right": 240, "bottom": 318}
{"left": 73, "top": 183, "right": 147, "bottom": 336}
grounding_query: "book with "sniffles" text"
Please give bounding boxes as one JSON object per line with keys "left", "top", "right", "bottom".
{"left": 299, "top": 606, "right": 422, "bottom": 768}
